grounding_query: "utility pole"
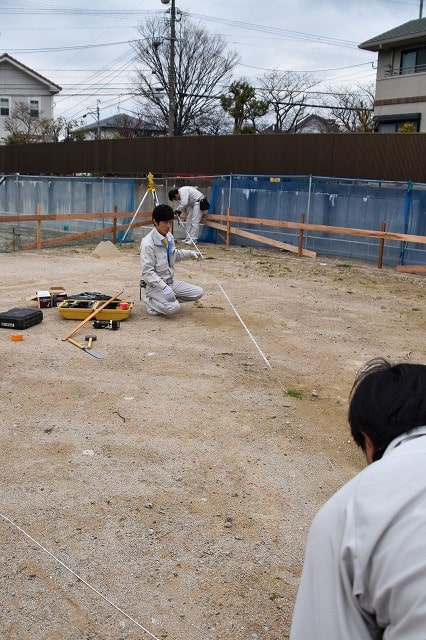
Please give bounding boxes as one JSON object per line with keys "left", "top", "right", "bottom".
{"left": 82, "top": 99, "right": 101, "bottom": 140}
{"left": 161, "top": 0, "right": 176, "bottom": 136}
{"left": 96, "top": 99, "right": 101, "bottom": 140}
{"left": 420, "top": 0, "right": 424, "bottom": 18}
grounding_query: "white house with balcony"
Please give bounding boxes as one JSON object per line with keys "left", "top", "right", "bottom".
{"left": 0, "top": 53, "right": 61, "bottom": 143}
{"left": 359, "top": 18, "right": 426, "bottom": 132}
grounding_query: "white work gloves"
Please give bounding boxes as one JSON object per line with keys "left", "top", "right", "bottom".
{"left": 162, "top": 284, "right": 176, "bottom": 301}
{"left": 190, "top": 251, "right": 202, "bottom": 261}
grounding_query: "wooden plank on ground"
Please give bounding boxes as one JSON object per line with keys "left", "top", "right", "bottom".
{"left": 204, "top": 221, "right": 316, "bottom": 258}
{"left": 396, "top": 264, "right": 426, "bottom": 273}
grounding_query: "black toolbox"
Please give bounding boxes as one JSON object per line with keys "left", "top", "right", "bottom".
{"left": 0, "top": 307, "right": 43, "bottom": 329}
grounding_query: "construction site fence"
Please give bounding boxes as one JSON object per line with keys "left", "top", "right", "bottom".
{"left": 200, "top": 175, "right": 425, "bottom": 267}
{"left": 0, "top": 174, "right": 425, "bottom": 268}
{"left": 2, "top": 133, "right": 426, "bottom": 183}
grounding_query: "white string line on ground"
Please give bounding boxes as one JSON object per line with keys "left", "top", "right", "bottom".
{"left": 212, "top": 274, "right": 288, "bottom": 393}
{"left": 213, "top": 277, "right": 272, "bottom": 371}
{"left": 327, "top": 457, "right": 347, "bottom": 487}
{"left": 175, "top": 215, "right": 286, "bottom": 384}
{"left": 0, "top": 512, "right": 162, "bottom": 640}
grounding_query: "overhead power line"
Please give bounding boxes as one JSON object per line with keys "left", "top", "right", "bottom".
{"left": 1, "top": 4, "right": 360, "bottom": 52}
{"left": 8, "top": 40, "right": 137, "bottom": 54}
{"left": 0, "top": 4, "right": 157, "bottom": 17}
{"left": 185, "top": 12, "right": 358, "bottom": 49}
{"left": 0, "top": 2, "right": 380, "bottom": 123}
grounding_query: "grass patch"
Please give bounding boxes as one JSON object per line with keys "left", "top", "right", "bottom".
{"left": 285, "top": 388, "right": 303, "bottom": 399}
{"left": 269, "top": 592, "right": 283, "bottom": 601}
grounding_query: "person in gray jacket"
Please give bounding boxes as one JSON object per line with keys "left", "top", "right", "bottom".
{"left": 290, "top": 357, "right": 426, "bottom": 640}
{"left": 140, "top": 204, "right": 203, "bottom": 316}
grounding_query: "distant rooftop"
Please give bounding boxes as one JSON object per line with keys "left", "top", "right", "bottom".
{"left": 359, "top": 17, "right": 426, "bottom": 51}
{"left": 75, "top": 114, "right": 164, "bottom": 133}
{"left": 0, "top": 52, "right": 61, "bottom": 93}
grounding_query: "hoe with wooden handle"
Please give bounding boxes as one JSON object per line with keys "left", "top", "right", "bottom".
{"left": 67, "top": 337, "right": 104, "bottom": 359}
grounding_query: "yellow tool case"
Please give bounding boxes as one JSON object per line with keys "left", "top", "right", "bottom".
{"left": 57, "top": 292, "right": 133, "bottom": 321}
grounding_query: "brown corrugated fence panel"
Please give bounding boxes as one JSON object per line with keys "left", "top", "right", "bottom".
{"left": 252, "top": 134, "right": 335, "bottom": 176}
{"left": 331, "top": 133, "right": 426, "bottom": 182}
{"left": 1, "top": 133, "right": 426, "bottom": 182}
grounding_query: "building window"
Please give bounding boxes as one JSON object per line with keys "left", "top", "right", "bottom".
{"left": 376, "top": 115, "right": 420, "bottom": 132}
{"left": 0, "top": 97, "right": 10, "bottom": 116}
{"left": 401, "top": 47, "right": 426, "bottom": 74}
{"left": 29, "top": 98, "right": 40, "bottom": 117}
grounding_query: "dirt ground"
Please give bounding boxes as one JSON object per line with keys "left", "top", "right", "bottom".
{"left": 0, "top": 239, "right": 424, "bottom": 640}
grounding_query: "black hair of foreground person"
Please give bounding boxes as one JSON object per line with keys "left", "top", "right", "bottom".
{"left": 348, "top": 357, "right": 426, "bottom": 462}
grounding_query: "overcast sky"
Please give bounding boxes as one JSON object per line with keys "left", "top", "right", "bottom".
{"left": 0, "top": 0, "right": 420, "bottom": 123}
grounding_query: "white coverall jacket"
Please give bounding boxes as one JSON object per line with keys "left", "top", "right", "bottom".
{"left": 175, "top": 186, "right": 205, "bottom": 241}
{"left": 140, "top": 228, "right": 203, "bottom": 315}
{"left": 290, "top": 425, "right": 426, "bottom": 640}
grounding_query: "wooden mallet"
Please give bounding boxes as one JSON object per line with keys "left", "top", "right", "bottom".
{"left": 85, "top": 335, "right": 97, "bottom": 349}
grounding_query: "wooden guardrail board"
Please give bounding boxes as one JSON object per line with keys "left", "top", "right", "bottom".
{"left": 204, "top": 214, "right": 426, "bottom": 245}
{"left": 19, "top": 219, "right": 152, "bottom": 250}
{"left": 204, "top": 220, "right": 316, "bottom": 258}
{"left": 0, "top": 211, "right": 147, "bottom": 223}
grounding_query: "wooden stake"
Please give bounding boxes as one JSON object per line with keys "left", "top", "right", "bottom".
{"left": 226, "top": 207, "right": 231, "bottom": 249}
{"left": 378, "top": 221, "right": 386, "bottom": 268}
{"left": 298, "top": 213, "right": 305, "bottom": 257}
{"left": 36, "top": 203, "right": 42, "bottom": 249}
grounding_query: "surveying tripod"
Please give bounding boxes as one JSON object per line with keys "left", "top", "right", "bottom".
{"left": 120, "top": 172, "right": 160, "bottom": 245}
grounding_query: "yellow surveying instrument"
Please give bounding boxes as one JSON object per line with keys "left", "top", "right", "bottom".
{"left": 120, "top": 172, "right": 160, "bottom": 245}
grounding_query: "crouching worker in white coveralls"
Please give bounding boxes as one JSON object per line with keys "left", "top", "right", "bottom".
{"left": 168, "top": 186, "right": 206, "bottom": 243}
{"left": 140, "top": 204, "right": 204, "bottom": 316}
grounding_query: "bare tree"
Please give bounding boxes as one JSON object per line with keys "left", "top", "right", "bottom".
{"left": 4, "top": 103, "right": 83, "bottom": 143}
{"left": 187, "top": 108, "right": 233, "bottom": 135}
{"left": 38, "top": 116, "right": 85, "bottom": 142}
{"left": 220, "top": 80, "right": 269, "bottom": 134}
{"left": 258, "top": 70, "right": 320, "bottom": 132}
{"left": 131, "top": 14, "right": 239, "bottom": 135}
{"left": 4, "top": 101, "right": 43, "bottom": 143}
{"left": 322, "top": 84, "right": 375, "bottom": 132}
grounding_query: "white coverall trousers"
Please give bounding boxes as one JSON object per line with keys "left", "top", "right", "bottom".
{"left": 185, "top": 200, "right": 203, "bottom": 241}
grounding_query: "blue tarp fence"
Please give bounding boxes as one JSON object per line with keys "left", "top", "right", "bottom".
{"left": 200, "top": 175, "right": 426, "bottom": 267}
{"left": 1, "top": 174, "right": 425, "bottom": 266}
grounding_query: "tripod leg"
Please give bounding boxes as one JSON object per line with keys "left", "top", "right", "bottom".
{"left": 120, "top": 190, "right": 150, "bottom": 245}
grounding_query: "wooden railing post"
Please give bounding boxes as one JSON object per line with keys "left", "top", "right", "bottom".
{"left": 378, "top": 221, "right": 386, "bottom": 268}
{"left": 226, "top": 207, "right": 231, "bottom": 248}
{"left": 298, "top": 213, "right": 305, "bottom": 257}
{"left": 36, "top": 203, "right": 42, "bottom": 249}
{"left": 112, "top": 205, "right": 118, "bottom": 244}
